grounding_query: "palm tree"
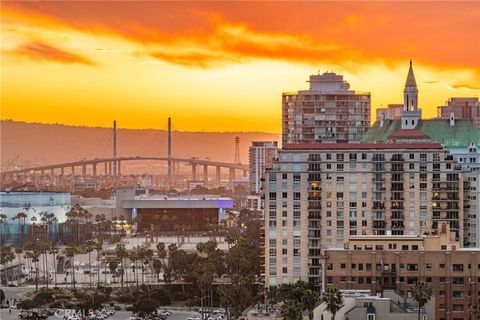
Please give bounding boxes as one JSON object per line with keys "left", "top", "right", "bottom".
{"left": 141, "top": 248, "right": 154, "bottom": 284}
{"left": 94, "top": 240, "right": 103, "bottom": 286}
{"left": 13, "top": 212, "right": 27, "bottom": 245}
{"left": 40, "top": 211, "right": 57, "bottom": 244}
{"left": 49, "top": 245, "right": 60, "bottom": 288}
{"left": 302, "top": 289, "right": 320, "bottom": 320}
{"left": 24, "top": 243, "right": 41, "bottom": 292}
{"left": 411, "top": 281, "right": 432, "bottom": 320}
{"left": 95, "top": 214, "right": 106, "bottom": 240}
{"left": 63, "top": 246, "right": 78, "bottom": 291}
{"left": 471, "top": 297, "right": 480, "bottom": 320}
{"left": 39, "top": 243, "right": 50, "bottom": 289}
{"left": 156, "top": 242, "right": 167, "bottom": 269}
{"left": 280, "top": 299, "right": 303, "bottom": 320}
{"left": 115, "top": 243, "right": 128, "bottom": 290}
{"left": 129, "top": 250, "right": 139, "bottom": 287}
{"left": 152, "top": 258, "right": 162, "bottom": 282}
{"left": 66, "top": 204, "right": 91, "bottom": 244}
{"left": 321, "top": 288, "right": 343, "bottom": 320}
{"left": 0, "top": 213, "right": 7, "bottom": 245}
{"left": 85, "top": 240, "right": 95, "bottom": 286}
{"left": 30, "top": 216, "right": 37, "bottom": 241}
{"left": 0, "top": 246, "right": 15, "bottom": 285}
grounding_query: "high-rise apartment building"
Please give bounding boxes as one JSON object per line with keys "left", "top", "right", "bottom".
{"left": 282, "top": 72, "right": 370, "bottom": 145}
{"left": 437, "top": 97, "right": 480, "bottom": 127}
{"left": 249, "top": 141, "right": 278, "bottom": 194}
{"left": 264, "top": 143, "right": 467, "bottom": 287}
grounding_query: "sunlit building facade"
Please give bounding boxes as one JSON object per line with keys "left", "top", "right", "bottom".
{"left": 264, "top": 143, "right": 467, "bottom": 288}
{"left": 282, "top": 72, "right": 371, "bottom": 145}
{"left": 249, "top": 141, "right": 279, "bottom": 195}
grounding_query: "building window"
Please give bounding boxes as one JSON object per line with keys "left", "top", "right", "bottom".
{"left": 407, "top": 264, "right": 418, "bottom": 271}
{"left": 452, "top": 304, "right": 464, "bottom": 312}
{"left": 453, "top": 264, "right": 464, "bottom": 272}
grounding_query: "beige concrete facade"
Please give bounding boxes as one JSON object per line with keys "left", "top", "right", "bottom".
{"left": 264, "top": 143, "right": 468, "bottom": 288}
{"left": 249, "top": 141, "right": 278, "bottom": 195}
{"left": 282, "top": 72, "right": 370, "bottom": 145}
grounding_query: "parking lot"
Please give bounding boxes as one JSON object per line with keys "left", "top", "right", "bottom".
{"left": 0, "top": 309, "right": 203, "bottom": 320}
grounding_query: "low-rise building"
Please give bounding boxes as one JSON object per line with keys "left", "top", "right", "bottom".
{"left": 314, "top": 290, "right": 435, "bottom": 320}
{"left": 325, "top": 224, "right": 479, "bottom": 320}
{"left": 116, "top": 191, "right": 233, "bottom": 233}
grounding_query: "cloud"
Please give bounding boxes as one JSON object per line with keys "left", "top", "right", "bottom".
{"left": 144, "top": 22, "right": 354, "bottom": 68}
{"left": 449, "top": 83, "right": 480, "bottom": 91}
{"left": 11, "top": 41, "right": 95, "bottom": 65}
{"left": 2, "top": 1, "right": 480, "bottom": 73}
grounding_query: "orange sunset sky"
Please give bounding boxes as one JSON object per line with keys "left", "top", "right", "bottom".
{"left": 1, "top": 1, "right": 479, "bottom": 132}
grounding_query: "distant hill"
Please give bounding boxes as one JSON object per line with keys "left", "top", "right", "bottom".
{"left": 0, "top": 120, "right": 280, "bottom": 170}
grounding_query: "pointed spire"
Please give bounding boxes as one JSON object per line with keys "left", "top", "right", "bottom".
{"left": 405, "top": 59, "right": 417, "bottom": 87}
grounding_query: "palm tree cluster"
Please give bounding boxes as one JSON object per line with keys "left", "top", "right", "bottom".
{"left": 321, "top": 288, "right": 343, "bottom": 320}
{"left": 66, "top": 204, "right": 93, "bottom": 244}
{"left": 274, "top": 281, "right": 323, "bottom": 320}
{"left": 411, "top": 280, "right": 432, "bottom": 320}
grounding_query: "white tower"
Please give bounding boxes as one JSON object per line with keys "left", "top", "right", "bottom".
{"left": 401, "top": 60, "right": 422, "bottom": 129}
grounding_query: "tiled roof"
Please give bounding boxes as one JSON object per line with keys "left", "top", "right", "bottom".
{"left": 389, "top": 129, "right": 430, "bottom": 139}
{"left": 282, "top": 143, "right": 443, "bottom": 150}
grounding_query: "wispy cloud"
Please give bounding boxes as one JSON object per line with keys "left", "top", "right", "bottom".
{"left": 11, "top": 41, "right": 95, "bottom": 65}
{"left": 449, "top": 83, "right": 480, "bottom": 91}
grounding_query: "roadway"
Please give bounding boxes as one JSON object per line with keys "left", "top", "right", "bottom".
{"left": 1, "top": 156, "right": 248, "bottom": 176}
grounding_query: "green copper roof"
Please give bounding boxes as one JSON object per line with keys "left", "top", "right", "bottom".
{"left": 362, "top": 119, "right": 480, "bottom": 148}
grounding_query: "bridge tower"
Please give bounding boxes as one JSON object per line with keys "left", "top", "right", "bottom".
{"left": 234, "top": 136, "right": 240, "bottom": 164}
{"left": 168, "top": 117, "right": 172, "bottom": 189}
{"left": 113, "top": 120, "right": 117, "bottom": 176}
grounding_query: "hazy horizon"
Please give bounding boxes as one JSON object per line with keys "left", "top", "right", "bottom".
{"left": 2, "top": 1, "right": 479, "bottom": 132}
{"left": 0, "top": 119, "right": 281, "bottom": 134}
